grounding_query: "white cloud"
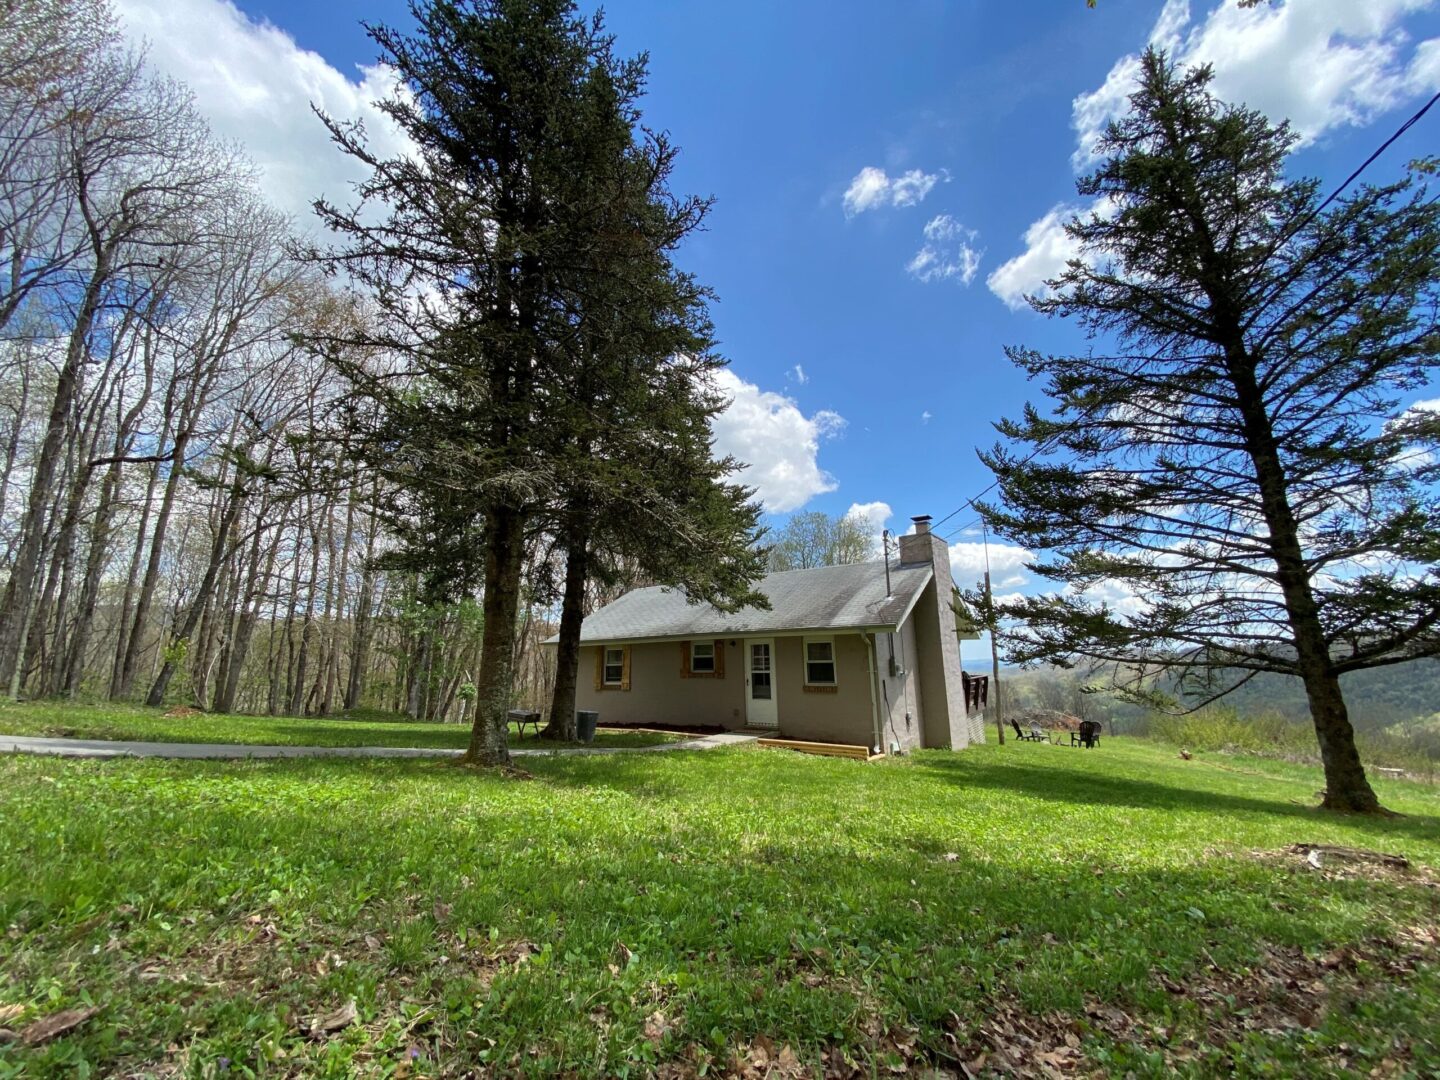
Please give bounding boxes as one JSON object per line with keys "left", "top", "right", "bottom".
{"left": 115, "top": 0, "right": 416, "bottom": 225}
{"left": 788, "top": 364, "right": 809, "bottom": 385}
{"left": 710, "top": 369, "right": 844, "bottom": 513}
{"left": 947, "top": 541, "right": 1034, "bottom": 589}
{"left": 1074, "top": 0, "right": 1440, "bottom": 167}
{"left": 845, "top": 501, "right": 893, "bottom": 557}
{"left": 845, "top": 501, "right": 893, "bottom": 532}
{"left": 907, "top": 214, "right": 983, "bottom": 285}
{"left": 921, "top": 410, "right": 932, "bottom": 423}
{"left": 890, "top": 169, "right": 942, "bottom": 207}
{"left": 986, "top": 203, "right": 1083, "bottom": 309}
{"left": 843, "top": 166, "right": 944, "bottom": 216}
{"left": 995, "top": 0, "right": 1440, "bottom": 308}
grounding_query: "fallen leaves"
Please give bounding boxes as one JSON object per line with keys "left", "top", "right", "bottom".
{"left": 305, "top": 998, "right": 357, "bottom": 1038}
{"left": 643, "top": 1010, "right": 672, "bottom": 1046}
{"left": 19, "top": 1006, "right": 100, "bottom": 1046}
{"left": 730, "top": 1035, "right": 805, "bottom": 1078}
{"left": 1287, "top": 843, "right": 1410, "bottom": 871}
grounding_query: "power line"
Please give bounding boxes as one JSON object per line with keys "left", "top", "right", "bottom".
{"left": 927, "top": 88, "right": 1440, "bottom": 545}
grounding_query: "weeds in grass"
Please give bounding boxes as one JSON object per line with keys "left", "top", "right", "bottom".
{"left": 1, "top": 739, "right": 1437, "bottom": 1076}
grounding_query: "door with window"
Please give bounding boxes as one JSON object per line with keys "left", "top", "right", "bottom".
{"left": 745, "top": 638, "right": 778, "bottom": 728}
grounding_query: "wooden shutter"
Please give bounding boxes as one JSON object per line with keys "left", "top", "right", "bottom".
{"left": 594, "top": 647, "right": 604, "bottom": 691}
{"left": 620, "top": 646, "right": 631, "bottom": 691}
{"left": 679, "top": 641, "right": 691, "bottom": 678}
{"left": 714, "top": 640, "right": 726, "bottom": 678}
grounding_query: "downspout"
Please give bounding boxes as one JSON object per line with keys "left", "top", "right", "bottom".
{"left": 863, "top": 631, "right": 882, "bottom": 754}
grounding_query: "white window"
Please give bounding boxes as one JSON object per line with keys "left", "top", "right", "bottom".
{"left": 603, "top": 647, "right": 625, "bottom": 685}
{"left": 805, "top": 638, "right": 836, "bottom": 685}
{"left": 690, "top": 641, "right": 715, "bottom": 673}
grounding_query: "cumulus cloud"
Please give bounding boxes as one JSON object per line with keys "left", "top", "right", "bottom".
{"left": 993, "top": 0, "right": 1440, "bottom": 307}
{"left": 947, "top": 541, "right": 1034, "bottom": 589}
{"left": 1075, "top": 0, "right": 1440, "bottom": 167}
{"left": 115, "top": 0, "right": 416, "bottom": 224}
{"left": 845, "top": 501, "right": 893, "bottom": 532}
{"left": 907, "top": 214, "right": 983, "bottom": 285}
{"left": 1386, "top": 396, "right": 1440, "bottom": 470}
{"left": 843, "top": 166, "right": 945, "bottom": 216}
{"left": 985, "top": 203, "right": 1085, "bottom": 309}
{"left": 710, "top": 369, "right": 844, "bottom": 513}
{"left": 845, "top": 501, "right": 893, "bottom": 556}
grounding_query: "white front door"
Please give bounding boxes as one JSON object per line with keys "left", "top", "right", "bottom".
{"left": 745, "top": 638, "right": 779, "bottom": 728}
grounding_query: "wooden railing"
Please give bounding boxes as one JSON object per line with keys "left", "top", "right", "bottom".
{"left": 962, "top": 672, "right": 989, "bottom": 716}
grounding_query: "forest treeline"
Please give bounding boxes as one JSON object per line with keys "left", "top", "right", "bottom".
{"left": 0, "top": 0, "right": 735, "bottom": 724}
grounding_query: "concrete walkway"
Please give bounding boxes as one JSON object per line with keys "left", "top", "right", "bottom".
{"left": 0, "top": 731, "right": 759, "bottom": 761}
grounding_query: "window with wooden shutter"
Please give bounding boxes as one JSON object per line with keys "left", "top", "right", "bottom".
{"left": 680, "top": 639, "right": 725, "bottom": 678}
{"left": 596, "top": 646, "right": 630, "bottom": 691}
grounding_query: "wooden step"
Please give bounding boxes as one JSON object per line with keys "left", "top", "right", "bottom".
{"left": 755, "top": 737, "right": 883, "bottom": 761}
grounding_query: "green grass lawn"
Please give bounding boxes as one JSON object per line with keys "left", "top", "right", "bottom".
{"left": 1, "top": 738, "right": 1437, "bottom": 1078}
{"left": 0, "top": 701, "right": 684, "bottom": 751}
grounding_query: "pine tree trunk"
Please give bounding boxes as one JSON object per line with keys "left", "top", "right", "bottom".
{"left": 1227, "top": 345, "right": 1381, "bottom": 813}
{"left": 543, "top": 527, "right": 589, "bottom": 741}
{"left": 464, "top": 505, "right": 524, "bottom": 765}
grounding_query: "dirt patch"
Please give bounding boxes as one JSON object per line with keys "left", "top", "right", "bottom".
{"left": 947, "top": 926, "right": 1440, "bottom": 1077}
{"left": 1252, "top": 844, "right": 1440, "bottom": 887}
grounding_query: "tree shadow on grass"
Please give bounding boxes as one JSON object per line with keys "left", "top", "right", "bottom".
{"left": 911, "top": 754, "right": 1440, "bottom": 842}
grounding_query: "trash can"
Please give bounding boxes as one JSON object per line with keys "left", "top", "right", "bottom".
{"left": 575, "top": 709, "right": 599, "bottom": 744}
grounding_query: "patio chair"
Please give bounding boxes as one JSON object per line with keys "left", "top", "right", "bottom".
{"left": 1071, "top": 720, "right": 1102, "bottom": 748}
{"left": 1010, "top": 719, "right": 1045, "bottom": 743}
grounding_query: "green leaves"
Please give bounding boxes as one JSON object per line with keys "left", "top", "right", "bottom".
{"left": 983, "top": 49, "right": 1440, "bottom": 809}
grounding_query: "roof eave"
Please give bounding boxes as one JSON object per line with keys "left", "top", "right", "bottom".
{"left": 557, "top": 622, "right": 911, "bottom": 648}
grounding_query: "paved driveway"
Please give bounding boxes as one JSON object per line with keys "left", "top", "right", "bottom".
{"left": 0, "top": 732, "right": 758, "bottom": 761}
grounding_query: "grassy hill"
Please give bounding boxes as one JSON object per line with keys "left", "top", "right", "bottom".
{"left": 1003, "top": 660, "right": 1440, "bottom": 772}
{"left": 2, "top": 734, "right": 1437, "bottom": 1076}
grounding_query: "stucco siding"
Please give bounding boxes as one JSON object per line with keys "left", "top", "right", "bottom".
{"left": 572, "top": 634, "right": 877, "bottom": 744}
{"left": 875, "top": 617, "right": 924, "bottom": 751}
{"left": 772, "top": 633, "right": 875, "bottom": 747}
{"left": 575, "top": 641, "right": 746, "bottom": 729}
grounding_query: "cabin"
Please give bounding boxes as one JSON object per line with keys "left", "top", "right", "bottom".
{"left": 565, "top": 515, "right": 988, "bottom": 752}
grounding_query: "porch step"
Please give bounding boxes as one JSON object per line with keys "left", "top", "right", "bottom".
{"left": 755, "top": 737, "right": 884, "bottom": 762}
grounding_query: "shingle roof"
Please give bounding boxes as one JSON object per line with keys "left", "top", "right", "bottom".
{"left": 571, "top": 560, "right": 934, "bottom": 643}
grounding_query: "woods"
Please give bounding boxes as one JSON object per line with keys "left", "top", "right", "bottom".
{"left": 0, "top": 0, "right": 763, "bottom": 737}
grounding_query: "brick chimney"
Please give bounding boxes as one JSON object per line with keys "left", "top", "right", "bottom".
{"left": 898, "top": 514, "right": 972, "bottom": 748}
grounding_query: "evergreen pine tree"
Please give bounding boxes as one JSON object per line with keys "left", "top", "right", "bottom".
{"left": 982, "top": 51, "right": 1440, "bottom": 813}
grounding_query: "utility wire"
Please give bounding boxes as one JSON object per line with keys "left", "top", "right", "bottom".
{"left": 927, "top": 89, "right": 1440, "bottom": 545}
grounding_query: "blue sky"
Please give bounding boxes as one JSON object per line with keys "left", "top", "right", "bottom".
{"left": 115, "top": 0, "right": 1440, "bottom": 614}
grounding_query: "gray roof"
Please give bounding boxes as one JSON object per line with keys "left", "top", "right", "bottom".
{"left": 571, "top": 560, "right": 934, "bottom": 644}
